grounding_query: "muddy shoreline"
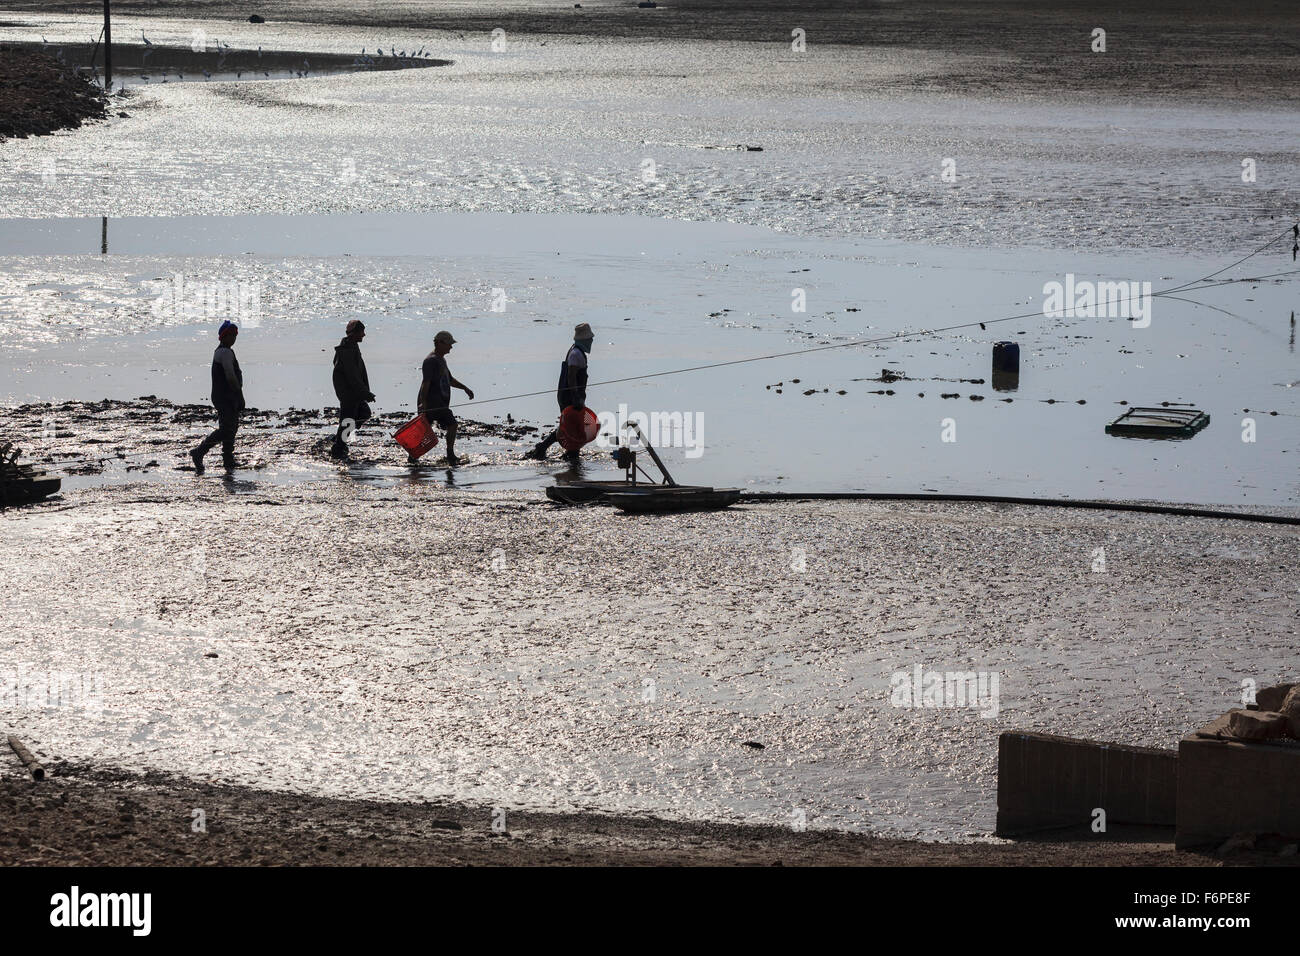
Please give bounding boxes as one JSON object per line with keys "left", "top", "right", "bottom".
{"left": 2, "top": 760, "right": 1290, "bottom": 866}
{"left": 0, "top": 397, "right": 538, "bottom": 479}
{"left": 0, "top": 45, "right": 107, "bottom": 141}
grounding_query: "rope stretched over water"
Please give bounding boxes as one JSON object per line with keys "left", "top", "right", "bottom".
{"left": 451, "top": 224, "right": 1300, "bottom": 410}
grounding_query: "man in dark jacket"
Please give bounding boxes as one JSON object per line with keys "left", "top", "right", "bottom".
{"left": 331, "top": 319, "right": 375, "bottom": 459}
{"left": 190, "top": 320, "right": 244, "bottom": 475}
{"left": 524, "top": 321, "right": 593, "bottom": 463}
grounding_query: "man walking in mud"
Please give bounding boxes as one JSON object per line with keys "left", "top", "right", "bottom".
{"left": 525, "top": 321, "right": 594, "bottom": 463}
{"left": 331, "top": 319, "right": 375, "bottom": 459}
{"left": 191, "top": 320, "right": 245, "bottom": 475}
{"left": 417, "top": 330, "right": 473, "bottom": 467}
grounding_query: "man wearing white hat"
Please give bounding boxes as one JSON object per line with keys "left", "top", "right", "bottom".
{"left": 418, "top": 330, "right": 473, "bottom": 466}
{"left": 525, "top": 322, "right": 593, "bottom": 462}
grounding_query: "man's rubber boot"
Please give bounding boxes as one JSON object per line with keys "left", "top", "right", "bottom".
{"left": 190, "top": 448, "right": 205, "bottom": 475}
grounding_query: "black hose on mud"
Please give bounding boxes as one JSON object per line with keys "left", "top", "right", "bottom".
{"left": 739, "top": 492, "right": 1300, "bottom": 526}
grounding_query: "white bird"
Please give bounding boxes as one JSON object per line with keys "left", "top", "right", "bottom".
{"left": 202, "top": 70, "right": 211, "bottom": 80}
{"left": 257, "top": 46, "right": 262, "bottom": 57}
{"left": 141, "top": 30, "right": 152, "bottom": 46}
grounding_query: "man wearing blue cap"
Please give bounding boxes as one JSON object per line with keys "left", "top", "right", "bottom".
{"left": 190, "top": 321, "right": 244, "bottom": 474}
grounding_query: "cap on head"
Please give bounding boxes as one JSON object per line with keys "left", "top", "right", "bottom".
{"left": 346, "top": 319, "right": 365, "bottom": 335}
{"left": 434, "top": 330, "right": 456, "bottom": 345}
{"left": 218, "top": 320, "right": 239, "bottom": 339}
{"left": 573, "top": 322, "right": 594, "bottom": 341}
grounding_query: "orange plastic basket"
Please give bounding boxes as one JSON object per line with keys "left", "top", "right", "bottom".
{"left": 392, "top": 415, "right": 440, "bottom": 459}
{"left": 558, "top": 406, "right": 600, "bottom": 451}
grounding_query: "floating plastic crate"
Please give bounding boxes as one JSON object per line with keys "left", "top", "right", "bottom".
{"left": 1105, "top": 406, "right": 1210, "bottom": 439}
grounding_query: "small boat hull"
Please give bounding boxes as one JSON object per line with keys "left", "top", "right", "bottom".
{"left": 0, "top": 473, "right": 61, "bottom": 505}
{"left": 545, "top": 481, "right": 644, "bottom": 505}
{"left": 546, "top": 480, "right": 741, "bottom": 512}
{"left": 0, "top": 441, "right": 60, "bottom": 505}
{"left": 606, "top": 487, "right": 742, "bottom": 513}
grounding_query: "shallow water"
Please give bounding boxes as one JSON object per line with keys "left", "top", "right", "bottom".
{"left": 1, "top": 212, "right": 1297, "bottom": 504}
{"left": 1, "top": 14, "right": 1298, "bottom": 252}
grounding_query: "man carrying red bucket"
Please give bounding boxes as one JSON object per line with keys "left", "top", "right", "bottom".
{"left": 415, "top": 330, "right": 474, "bottom": 467}
{"left": 524, "top": 322, "right": 596, "bottom": 464}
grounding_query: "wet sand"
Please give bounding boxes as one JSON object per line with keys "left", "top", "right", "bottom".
{"left": 2, "top": 461, "right": 1297, "bottom": 840}
{"left": 3, "top": 761, "right": 1293, "bottom": 866}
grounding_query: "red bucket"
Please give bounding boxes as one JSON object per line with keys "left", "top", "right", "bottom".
{"left": 558, "top": 406, "right": 600, "bottom": 451}
{"left": 392, "top": 415, "right": 440, "bottom": 459}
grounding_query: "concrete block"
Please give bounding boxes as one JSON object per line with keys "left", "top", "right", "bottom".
{"left": 1176, "top": 716, "right": 1300, "bottom": 849}
{"left": 996, "top": 731, "right": 1177, "bottom": 836}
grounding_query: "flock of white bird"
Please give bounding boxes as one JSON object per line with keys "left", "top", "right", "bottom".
{"left": 37, "top": 29, "right": 447, "bottom": 88}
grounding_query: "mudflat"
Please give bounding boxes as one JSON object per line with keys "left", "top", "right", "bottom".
{"left": 2, "top": 467, "right": 1296, "bottom": 842}
{"left": 4, "top": 762, "right": 1293, "bottom": 866}
{"left": 8, "top": 0, "right": 1298, "bottom": 100}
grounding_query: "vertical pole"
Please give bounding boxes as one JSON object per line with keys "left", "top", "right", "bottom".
{"left": 101, "top": 216, "right": 107, "bottom": 255}
{"left": 103, "top": 0, "right": 112, "bottom": 92}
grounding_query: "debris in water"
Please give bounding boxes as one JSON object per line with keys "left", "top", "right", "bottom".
{"left": 1106, "top": 406, "right": 1210, "bottom": 439}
